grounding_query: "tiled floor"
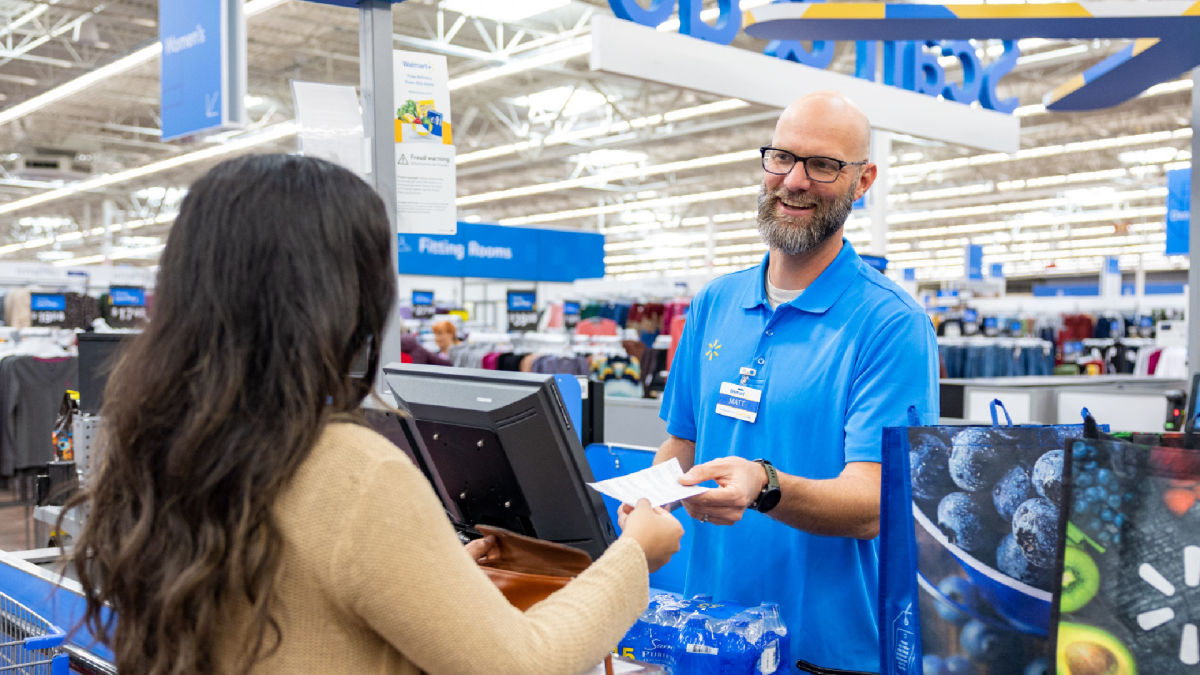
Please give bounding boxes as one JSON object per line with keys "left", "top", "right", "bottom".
{"left": 0, "top": 481, "right": 34, "bottom": 551}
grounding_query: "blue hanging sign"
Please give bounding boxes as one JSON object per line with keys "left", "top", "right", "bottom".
{"left": 990, "top": 263, "right": 1004, "bottom": 278}
{"left": 159, "top": 0, "right": 245, "bottom": 141}
{"left": 110, "top": 286, "right": 146, "bottom": 307}
{"left": 1166, "top": 168, "right": 1190, "bottom": 256}
{"left": 607, "top": 0, "right": 1020, "bottom": 112}
{"left": 396, "top": 222, "right": 604, "bottom": 282}
{"left": 965, "top": 244, "right": 983, "bottom": 280}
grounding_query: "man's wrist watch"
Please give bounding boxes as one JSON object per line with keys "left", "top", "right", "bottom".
{"left": 749, "top": 458, "right": 781, "bottom": 513}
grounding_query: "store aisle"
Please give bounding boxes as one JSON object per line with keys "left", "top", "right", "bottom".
{"left": 0, "top": 483, "right": 29, "bottom": 550}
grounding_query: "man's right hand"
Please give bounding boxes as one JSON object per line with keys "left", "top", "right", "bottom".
{"left": 676, "top": 456, "right": 769, "bottom": 525}
{"left": 617, "top": 498, "right": 684, "bottom": 572}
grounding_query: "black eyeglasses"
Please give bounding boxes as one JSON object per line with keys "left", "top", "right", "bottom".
{"left": 759, "top": 146, "right": 867, "bottom": 183}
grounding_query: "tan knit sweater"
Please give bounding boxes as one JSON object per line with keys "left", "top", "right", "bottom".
{"left": 217, "top": 422, "right": 649, "bottom": 674}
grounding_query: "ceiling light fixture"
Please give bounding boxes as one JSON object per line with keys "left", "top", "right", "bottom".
{"left": 439, "top": 0, "right": 570, "bottom": 23}
{"left": 0, "top": 123, "right": 297, "bottom": 217}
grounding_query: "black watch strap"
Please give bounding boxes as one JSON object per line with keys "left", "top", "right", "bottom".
{"left": 749, "top": 458, "right": 781, "bottom": 513}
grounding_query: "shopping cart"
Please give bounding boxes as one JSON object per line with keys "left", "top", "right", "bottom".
{"left": 0, "top": 592, "right": 68, "bottom": 675}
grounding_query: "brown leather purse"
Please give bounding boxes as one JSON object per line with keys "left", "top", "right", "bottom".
{"left": 474, "top": 524, "right": 592, "bottom": 611}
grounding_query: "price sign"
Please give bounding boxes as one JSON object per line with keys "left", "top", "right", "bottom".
{"left": 31, "top": 293, "right": 67, "bottom": 327}
{"left": 107, "top": 286, "right": 148, "bottom": 327}
{"left": 563, "top": 300, "right": 580, "bottom": 330}
{"left": 507, "top": 290, "right": 538, "bottom": 332}
{"left": 412, "top": 290, "right": 435, "bottom": 319}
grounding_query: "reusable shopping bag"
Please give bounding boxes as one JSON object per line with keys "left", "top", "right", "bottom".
{"left": 1054, "top": 426, "right": 1200, "bottom": 674}
{"left": 880, "top": 401, "right": 1103, "bottom": 675}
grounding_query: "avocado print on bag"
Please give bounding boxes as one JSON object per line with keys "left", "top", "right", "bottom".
{"left": 1056, "top": 436, "right": 1200, "bottom": 674}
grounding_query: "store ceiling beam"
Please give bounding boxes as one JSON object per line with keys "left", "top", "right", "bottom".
{"left": 588, "top": 16, "right": 1020, "bottom": 153}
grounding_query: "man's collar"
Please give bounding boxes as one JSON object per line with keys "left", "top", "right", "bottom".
{"left": 740, "top": 239, "right": 861, "bottom": 313}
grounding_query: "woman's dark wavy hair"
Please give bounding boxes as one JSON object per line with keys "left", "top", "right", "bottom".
{"left": 64, "top": 153, "right": 396, "bottom": 674}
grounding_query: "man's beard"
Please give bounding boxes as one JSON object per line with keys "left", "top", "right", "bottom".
{"left": 756, "top": 182, "right": 855, "bottom": 255}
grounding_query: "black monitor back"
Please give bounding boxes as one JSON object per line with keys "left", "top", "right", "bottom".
{"left": 78, "top": 333, "right": 133, "bottom": 415}
{"left": 381, "top": 364, "right": 615, "bottom": 559}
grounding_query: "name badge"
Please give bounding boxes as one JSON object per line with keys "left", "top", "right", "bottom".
{"left": 715, "top": 381, "right": 762, "bottom": 423}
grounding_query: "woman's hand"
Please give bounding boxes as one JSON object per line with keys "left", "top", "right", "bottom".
{"left": 617, "top": 498, "right": 683, "bottom": 572}
{"left": 463, "top": 534, "right": 499, "bottom": 563}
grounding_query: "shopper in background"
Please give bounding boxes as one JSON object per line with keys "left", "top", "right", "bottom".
{"left": 430, "top": 319, "right": 460, "bottom": 358}
{"left": 649, "top": 91, "right": 939, "bottom": 673}
{"left": 400, "top": 331, "right": 452, "bottom": 366}
{"left": 65, "top": 154, "right": 683, "bottom": 675}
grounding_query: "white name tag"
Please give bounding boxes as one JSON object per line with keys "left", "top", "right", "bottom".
{"left": 715, "top": 381, "right": 762, "bottom": 423}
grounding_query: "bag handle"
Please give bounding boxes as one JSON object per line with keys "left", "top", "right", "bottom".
{"left": 989, "top": 398, "right": 1012, "bottom": 426}
{"left": 906, "top": 405, "right": 921, "bottom": 426}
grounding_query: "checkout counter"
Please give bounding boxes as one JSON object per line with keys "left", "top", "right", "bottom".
{"left": 940, "top": 375, "right": 1187, "bottom": 430}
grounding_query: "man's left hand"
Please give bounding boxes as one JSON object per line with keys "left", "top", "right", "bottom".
{"left": 677, "top": 456, "right": 767, "bottom": 525}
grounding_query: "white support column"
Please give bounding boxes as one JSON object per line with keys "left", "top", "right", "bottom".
{"left": 705, "top": 213, "right": 715, "bottom": 269}
{"left": 359, "top": 0, "right": 403, "bottom": 374}
{"left": 102, "top": 199, "right": 116, "bottom": 262}
{"left": 1189, "top": 67, "right": 1200, "bottom": 384}
{"left": 869, "top": 129, "right": 891, "bottom": 257}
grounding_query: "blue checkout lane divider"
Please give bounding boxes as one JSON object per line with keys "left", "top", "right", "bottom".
{"left": 0, "top": 554, "right": 114, "bottom": 663}
{"left": 584, "top": 443, "right": 694, "bottom": 594}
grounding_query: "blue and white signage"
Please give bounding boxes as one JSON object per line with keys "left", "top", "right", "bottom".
{"left": 507, "top": 290, "right": 538, "bottom": 332}
{"left": 31, "top": 293, "right": 66, "bottom": 312}
{"left": 563, "top": 300, "right": 581, "bottom": 329}
{"left": 607, "top": 0, "right": 1019, "bottom": 113}
{"left": 159, "top": 0, "right": 246, "bottom": 141}
{"left": 411, "top": 289, "right": 435, "bottom": 319}
{"left": 397, "top": 222, "right": 604, "bottom": 282}
{"left": 31, "top": 293, "right": 67, "bottom": 327}
{"left": 110, "top": 286, "right": 146, "bottom": 307}
{"left": 990, "top": 263, "right": 1004, "bottom": 278}
{"left": 1166, "top": 168, "right": 1190, "bottom": 256}
{"left": 507, "top": 292, "right": 536, "bottom": 313}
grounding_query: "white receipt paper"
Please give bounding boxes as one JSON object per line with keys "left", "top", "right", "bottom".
{"left": 587, "top": 458, "right": 710, "bottom": 507}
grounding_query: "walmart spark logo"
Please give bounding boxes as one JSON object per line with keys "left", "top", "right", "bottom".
{"left": 705, "top": 340, "right": 721, "bottom": 361}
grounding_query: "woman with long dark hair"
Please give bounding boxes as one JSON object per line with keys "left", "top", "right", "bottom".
{"left": 66, "top": 154, "right": 683, "bottom": 674}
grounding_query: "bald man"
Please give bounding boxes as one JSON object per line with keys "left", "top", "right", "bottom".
{"left": 652, "top": 91, "right": 939, "bottom": 672}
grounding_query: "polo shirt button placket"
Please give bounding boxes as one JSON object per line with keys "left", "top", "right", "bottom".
{"left": 765, "top": 329, "right": 774, "bottom": 336}
{"left": 756, "top": 357, "right": 765, "bottom": 365}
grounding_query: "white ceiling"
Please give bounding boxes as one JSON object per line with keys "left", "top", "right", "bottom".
{"left": 0, "top": 0, "right": 1193, "bottom": 285}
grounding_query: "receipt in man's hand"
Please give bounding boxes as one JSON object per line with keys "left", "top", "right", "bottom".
{"left": 586, "top": 457, "right": 710, "bottom": 507}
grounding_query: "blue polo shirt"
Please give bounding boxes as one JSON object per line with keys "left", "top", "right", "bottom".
{"left": 660, "top": 241, "right": 938, "bottom": 673}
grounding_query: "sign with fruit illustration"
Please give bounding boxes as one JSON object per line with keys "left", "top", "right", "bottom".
{"left": 392, "top": 50, "right": 456, "bottom": 234}
{"left": 1057, "top": 437, "right": 1200, "bottom": 674}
